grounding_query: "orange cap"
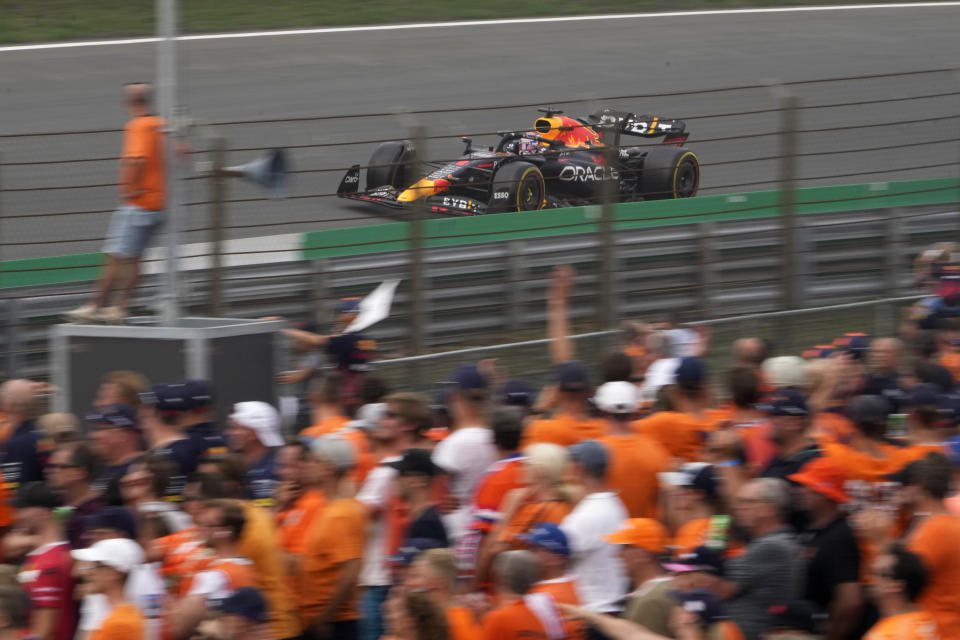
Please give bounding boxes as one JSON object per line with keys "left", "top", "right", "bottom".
{"left": 788, "top": 457, "right": 850, "bottom": 503}
{"left": 604, "top": 518, "right": 668, "bottom": 553}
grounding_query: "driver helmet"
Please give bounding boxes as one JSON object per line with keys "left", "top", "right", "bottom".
{"left": 509, "top": 137, "right": 540, "bottom": 155}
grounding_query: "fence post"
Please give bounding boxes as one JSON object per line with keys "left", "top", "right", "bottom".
{"left": 776, "top": 89, "right": 799, "bottom": 350}
{"left": 209, "top": 138, "right": 226, "bottom": 317}
{"left": 698, "top": 221, "right": 715, "bottom": 319}
{"left": 408, "top": 127, "right": 427, "bottom": 358}
{"left": 885, "top": 209, "right": 904, "bottom": 297}
{"left": 507, "top": 240, "right": 525, "bottom": 333}
{"left": 597, "top": 140, "right": 617, "bottom": 329}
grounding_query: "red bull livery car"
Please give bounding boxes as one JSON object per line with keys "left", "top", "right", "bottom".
{"left": 337, "top": 107, "right": 700, "bottom": 216}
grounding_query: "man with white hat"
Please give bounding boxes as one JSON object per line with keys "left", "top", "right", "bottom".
{"left": 226, "top": 402, "right": 283, "bottom": 506}
{"left": 71, "top": 538, "right": 147, "bottom": 639}
{"left": 594, "top": 381, "right": 670, "bottom": 519}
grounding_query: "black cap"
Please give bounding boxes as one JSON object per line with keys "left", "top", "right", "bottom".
{"left": 556, "top": 361, "right": 590, "bottom": 392}
{"left": 86, "top": 403, "right": 139, "bottom": 431}
{"left": 388, "top": 449, "right": 438, "bottom": 477}
{"left": 184, "top": 379, "right": 214, "bottom": 411}
{"left": 218, "top": 586, "right": 267, "bottom": 623}
{"left": 446, "top": 365, "right": 488, "bottom": 391}
{"left": 502, "top": 380, "right": 535, "bottom": 408}
{"left": 139, "top": 383, "right": 191, "bottom": 413}
{"left": 85, "top": 506, "right": 137, "bottom": 539}
{"left": 12, "top": 481, "right": 61, "bottom": 510}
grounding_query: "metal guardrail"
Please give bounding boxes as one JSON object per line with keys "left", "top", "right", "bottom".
{"left": 2, "top": 198, "right": 954, "bottom": 381}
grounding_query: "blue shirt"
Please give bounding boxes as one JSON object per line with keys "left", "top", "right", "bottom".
{"left": 185, "top": 422, "right": 228, "bottom": 461}
{"left": 247, "top": 450, "right": 277, "bottom": 506}
{"left": 1, "top": 420, "right": 52, "bottom": 490}
{"left": 151, "top": 438, "right": 197, "bottom": 499}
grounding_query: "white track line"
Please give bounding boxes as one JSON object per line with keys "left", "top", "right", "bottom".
{"left": 2, "top": 2, "right": 960, "bottom": 53}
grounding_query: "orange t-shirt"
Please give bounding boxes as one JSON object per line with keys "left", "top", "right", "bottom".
{"left": 531, "top": 578, "right": 585, "bottom": 639}
{"left": 90, "top": 604, "right": 146, "bottom": 640}
{"left": 673, "top": 517, "right": 711, "bottom": 554}
{"left": 277, "top": 490, "right": 326, "bottom": 555}
{"left": 471, "top": 457, "right": 526, "bottom": 533}
{"left": 907, "top": 514, "right": 960, "bottom": 638}
{"left": 300, "top": 416, "right": 351, "bottom": 438}
{"left": 121, "top": 115, "right": 166, "bottom": 211}
{"left": 185, "top": 557, "right": 256, "bottom": 595}
{"left": 812, "top": 411, "right": 857, "bottom": 446}
{"left": 864, "top": 611, "right": 941, "bottom": 639}
{"left": 631, "top": 411, "right": 717, "bottom": 462}
{"left": 522, "top": 413, "right": 606, "bottom": 448}
{"left": 298, "top": 498, "right": 367, "bottom": 624}
{"left": 154, "top": 528, "right": 213, "bottom": 596}
{"left": 898, "top": 444, "right": 946, "bottom": 465}
{"left": 939, "top": 352, "right": 960, "bottom": 382}
{"left": 822, "top": 441, "right": 909, "bottom": 484}
{"left": 499, "top": 500, "right": 573, "bottom": 545}
{"left": 599, "top": 434, "right": 669, "bottom": 518}
{"left": 447, "top": 606, "right": 484, "bottom": 640}
{"left": 482, "top": 601, "right": 549, "bottom": 640}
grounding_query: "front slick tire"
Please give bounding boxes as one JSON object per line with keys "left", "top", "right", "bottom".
{"left": 488, "top": 161, "right": 545, "bottom": 214}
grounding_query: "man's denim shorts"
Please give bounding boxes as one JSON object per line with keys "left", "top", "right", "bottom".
{"left": 103, "top": 205, "right": 164, "bottom": 259}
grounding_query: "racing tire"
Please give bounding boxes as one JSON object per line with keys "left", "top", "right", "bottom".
{"left": 367, "top": 141, "right": 416, "bottom": 191}
{"left": 488, "top": 162, "right": 546, "bottom": 214}
{"left": 638, "top": 147, "right": 700, "bottom": 200}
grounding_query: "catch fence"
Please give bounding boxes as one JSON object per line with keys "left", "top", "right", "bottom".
{"left": 0, "top": 66, "right": 959, "bottom": 380}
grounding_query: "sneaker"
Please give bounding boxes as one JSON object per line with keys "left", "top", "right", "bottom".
{"left": 97, "top": 306, "right": 128, "bottom": 325}
{"left": 64, "top": 304, "right": 100, "bottom": 323}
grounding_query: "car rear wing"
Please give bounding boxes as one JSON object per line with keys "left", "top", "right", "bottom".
{"left": 587, "top": 108, "right": 689, "bottom": 146}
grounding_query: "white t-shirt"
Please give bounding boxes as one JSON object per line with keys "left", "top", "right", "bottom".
{"left": 356, "top": 457, "right": 400, "bottom": 587}
{"left": 78, "top": 562, "right": 166, "bottom": 640}
{"left": 640, "top": 357, "right": 678, "bottom": 405}
{"left": 667, "top": 328, "right": 699, "bottom": 358}
{"left": 432, "top": 426, "right": 496, "bottom": 542}
{"left": 560, "top": 491, "right": 629, "bottom": 613}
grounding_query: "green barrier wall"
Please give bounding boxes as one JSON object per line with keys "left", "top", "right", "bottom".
{"left": 2, "top": 177, "right": 958, "bottom": 289}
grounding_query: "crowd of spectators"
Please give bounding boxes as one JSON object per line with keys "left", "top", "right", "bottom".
{"left": 2, "top": 259, "right": 960, "bottom": 640}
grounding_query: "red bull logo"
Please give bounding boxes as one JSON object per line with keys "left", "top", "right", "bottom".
{"left": 533, "top": 116, "right": 600, "bottom": 148}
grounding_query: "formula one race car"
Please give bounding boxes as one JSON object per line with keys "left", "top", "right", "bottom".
{"left": 337, "top": 108, "right": 699, "bottom": 216}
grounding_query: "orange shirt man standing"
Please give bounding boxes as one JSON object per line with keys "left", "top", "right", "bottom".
{"left": 67, "top": 83, "right": 167, "bottom": 324}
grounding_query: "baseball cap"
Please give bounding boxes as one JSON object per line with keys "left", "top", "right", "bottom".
{"left": 348, "top": 402, "right": 387, "bottom": 432}
{"left": 336, "top": 297, "right": 361, "bottom": 315}
{"left": 658, "top": 463, "right": 718, "bottom": 501}
{"left": 663, "top": 546, "right": 725, "bottom": 575}
{"left": 675, "top": 357, "right": 707, "bottom": 391}
{"left": 762, "top": 356, "right": 808, "bottom": 390}
{"left": 387, "top": 449, "right": 438, "bottom": 477}
{"left": 390, "top": 538, "right": 445, "bottom": 566}
{"left": 85, "top": 506, "right": 138, "bottom": 539}
{"left": 672, "top": 589, "right": 728, "bottom": 625}
{"left": 801, "top": 344, "right": 837, "bottom": 359}
{"left": 230, "top": 401, "right": 283, "bottom": 448}
{"left": 183, "top": 379, "right": 214, "bottom": 411}
{"left": 86, "top": 403, "right": 139, "bottom": 431}
{"left": 556, "top": 361, "right": 590, "bottom": 392}
{"left": 502, "top": 380, "right": 536, "bottom": 408}
{"left": 568, "top": 440, "right": 608, "bottom": 478}
{"left": 604, "top": 518, "right": 668, "bottom": 553}
{"left": 788, "top": 457, "right": 850, "bottom": 504}
{"left": 834, "top": 332, "right": 869, "bottom": 358}
{"left": 517, "top": 523, "right": 570, "bottom": 556}
{"left": 446, "top": 364, "right": 488, "bottom": 391}
{"left": 768, "top": 601, "right": 821, "bottom": 634}
{"left": 593, "top": 381, "right": 639, "bottom": 415}
{"left": 139, "top": 383, "right": 192, "bottom": 413}
{"left": 12, "top": 481, "right": 61, "bottom": 510}
{"left": 218, "top": 586, "right": 268, "bottom": 624}
{"left": 756, "top": 389, "right": 809, "bottom": 417}
{"left": 71, "top": 537, "right": 144, "bottom": 574}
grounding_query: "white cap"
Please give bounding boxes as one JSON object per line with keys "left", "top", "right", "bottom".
{"left": 593, "top": 381, "right": 640, "bottom": 414}
{"left": 71, "top": 538, "right": 144, "bottom": 574}
{"left": 347, "top": 402, "right": 387, "bottom": 432}
{"left": 762, "top": 356, "right": 808, "bottom": 390}
{"left": 230, "top": 401, "right": 283, "bottom": 447}
{"left": 657, "top": 462, "right": 710, "bottom": 488}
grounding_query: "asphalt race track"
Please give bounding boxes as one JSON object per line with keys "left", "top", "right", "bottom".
{"left": 2, "top": 5, "right": 959, "bottom": 260}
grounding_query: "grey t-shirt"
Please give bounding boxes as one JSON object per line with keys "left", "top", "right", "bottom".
{"left": 624, "top": 576, "right": 676, "bottom": 638}
{"left": 725, "top": 527, "right": 804, "bottom": 640}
